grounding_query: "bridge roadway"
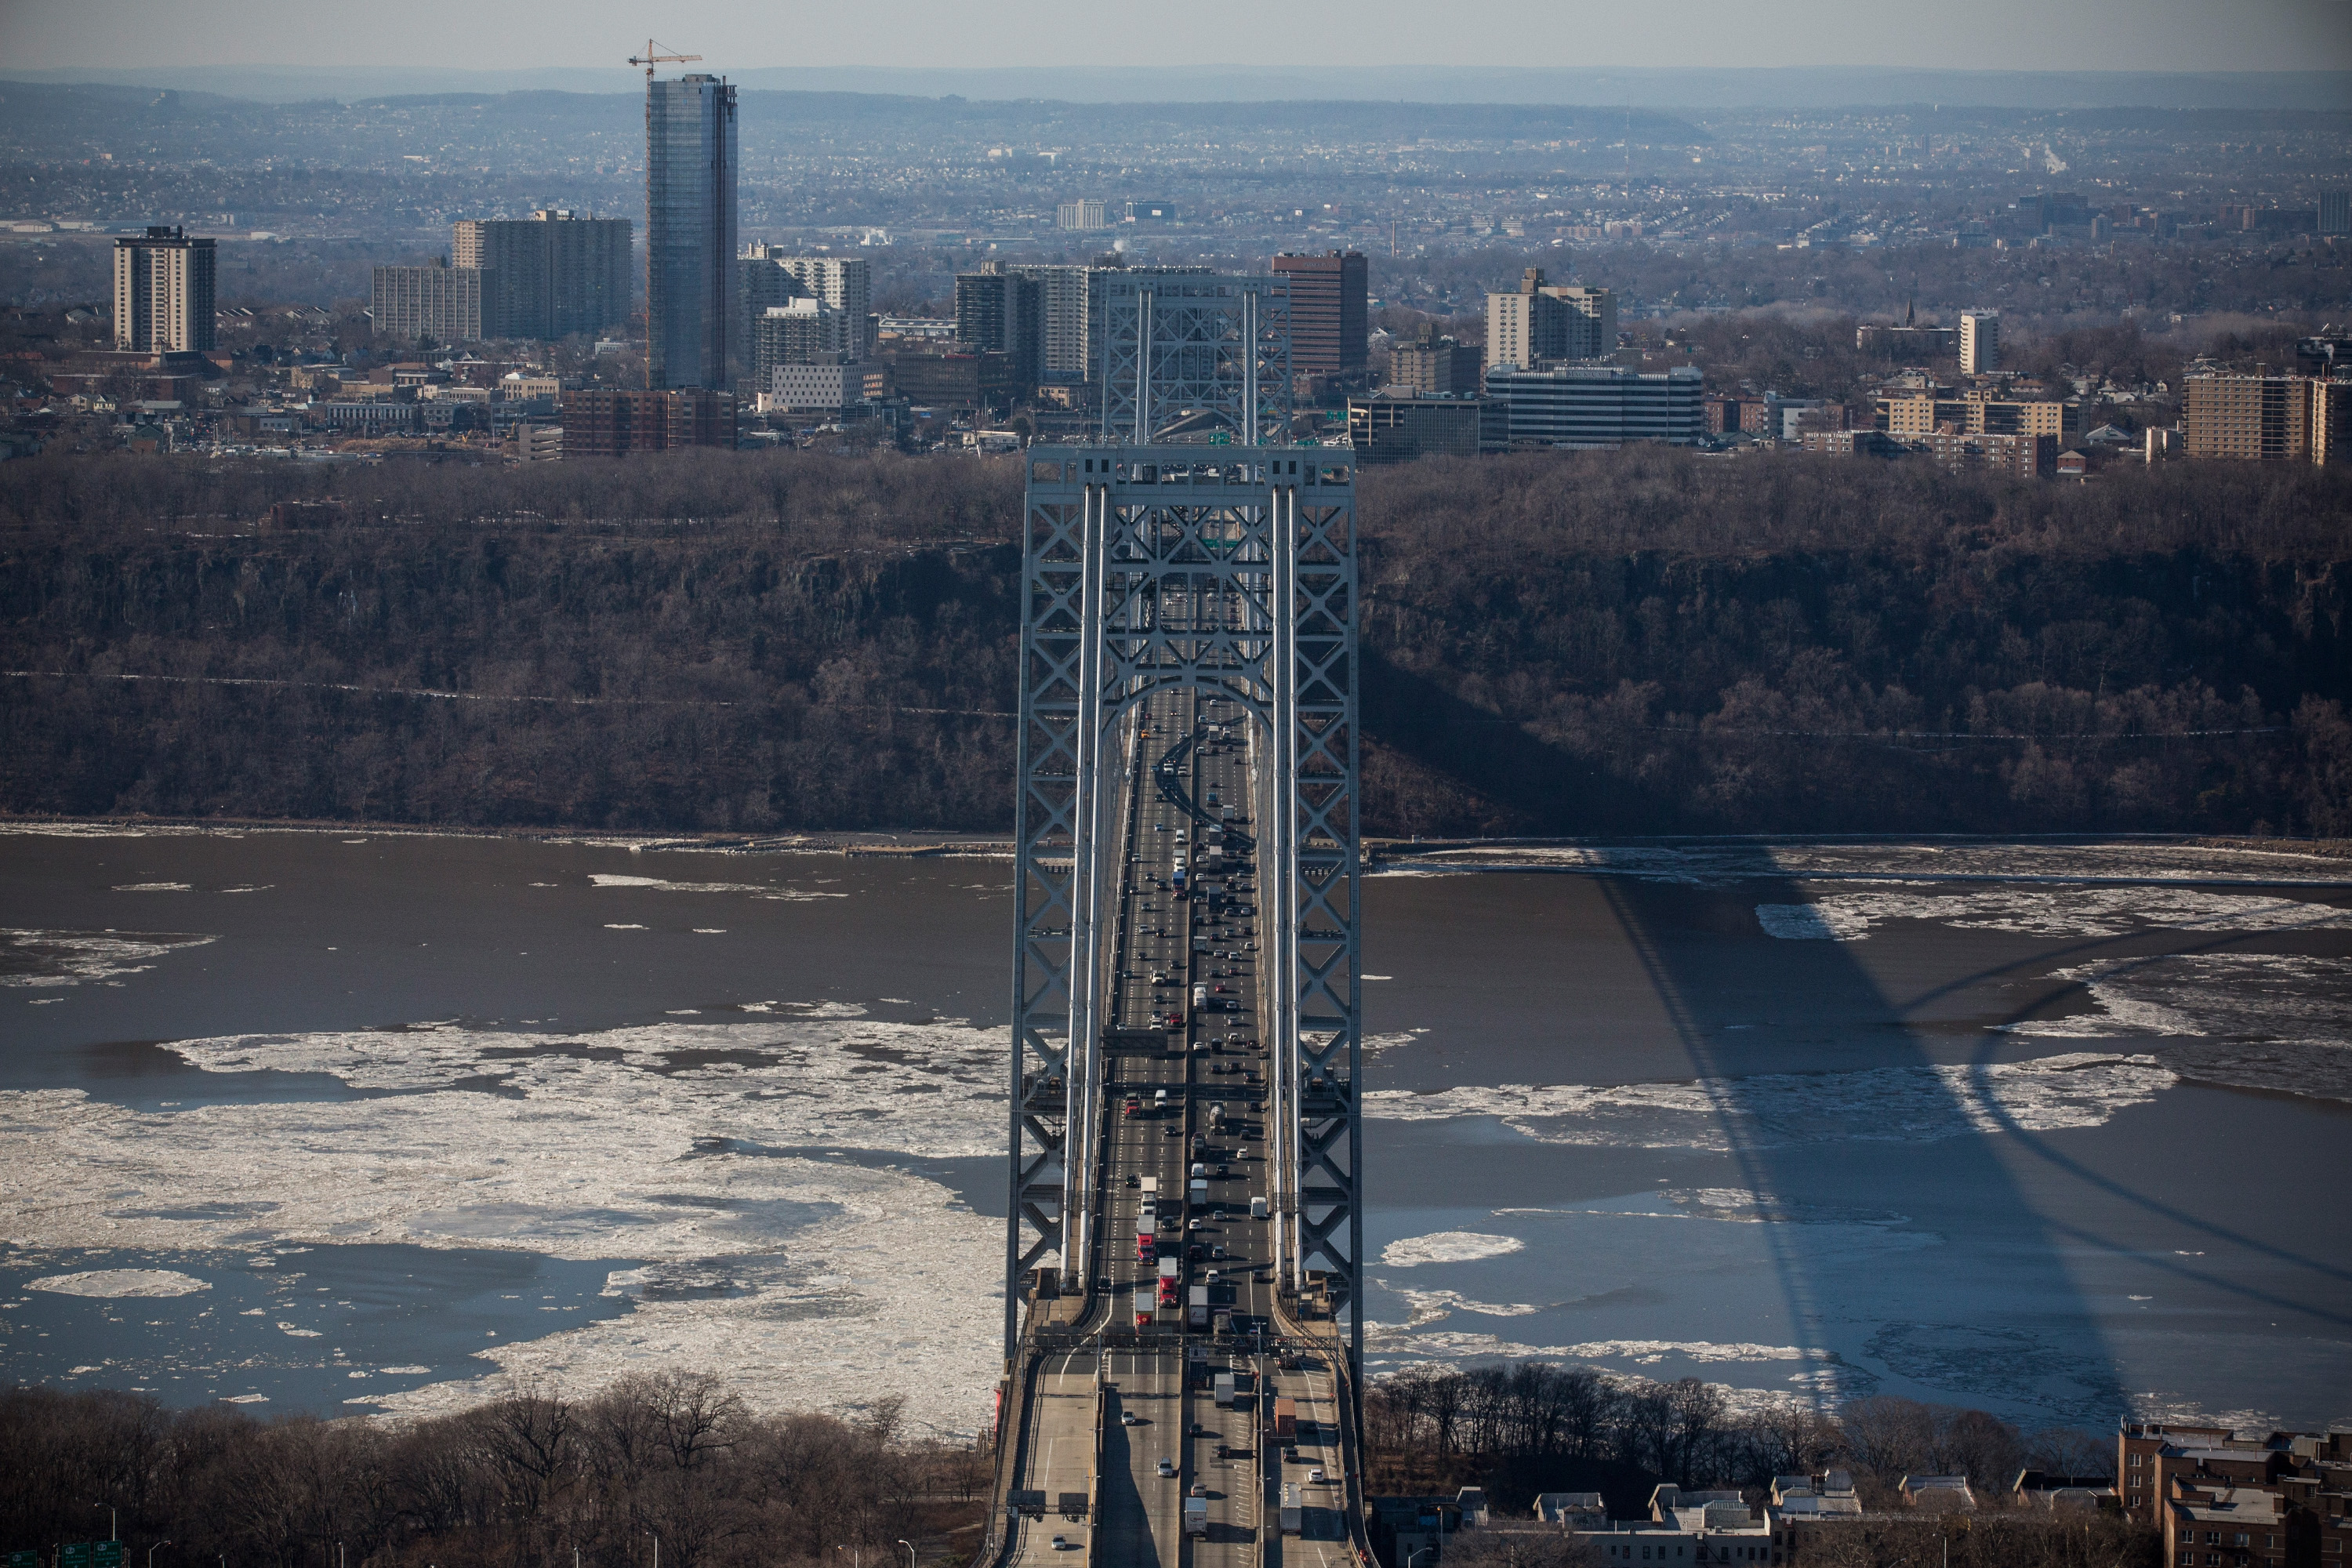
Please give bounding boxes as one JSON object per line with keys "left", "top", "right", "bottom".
{"left": 1000, "top": 681, "right": 1362, "bottom": 1566}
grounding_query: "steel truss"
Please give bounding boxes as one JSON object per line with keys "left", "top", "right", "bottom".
{"left": 1096, "top": 272, "right": 1292, "bottom": 444}
{"left": 1007, "top": 445, "right": 1361, "bottom": 1377}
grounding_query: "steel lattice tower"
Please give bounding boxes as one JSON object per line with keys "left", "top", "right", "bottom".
{"left": 1006, "top": 445, "right": 1363, "bottom": 1376}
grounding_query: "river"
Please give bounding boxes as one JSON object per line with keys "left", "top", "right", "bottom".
{"left": 3, "top": 825, "right": 2347, "bottom": 1439}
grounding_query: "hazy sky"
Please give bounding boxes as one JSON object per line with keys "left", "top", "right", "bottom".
{"left": 5, "top": 0, "right": 2350, "bottom": 74}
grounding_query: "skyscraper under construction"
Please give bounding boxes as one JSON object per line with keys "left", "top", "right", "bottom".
{"left": 645, "top": 73, "right": 737, "bottom": 390}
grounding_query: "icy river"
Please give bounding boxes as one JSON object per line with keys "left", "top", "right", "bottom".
{"left": 3, "top": 825, "right": 2347, "bottom": 1439}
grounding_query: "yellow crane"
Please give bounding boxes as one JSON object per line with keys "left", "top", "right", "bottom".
{"left": 626, "top": 39, "right": 701, "bottom": 84}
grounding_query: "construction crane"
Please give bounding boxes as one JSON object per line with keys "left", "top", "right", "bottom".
{"left": 626, "top": 39, "right": 701, "bottom": 84}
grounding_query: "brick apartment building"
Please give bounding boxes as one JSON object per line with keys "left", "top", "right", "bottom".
{"left": 559, "top": 387, "right": 735, "bottom": 456}
{"left": 2120, "top": 1421, "right": 2352, "bottom": 1568}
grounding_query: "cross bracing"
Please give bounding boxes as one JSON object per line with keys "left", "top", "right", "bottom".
{"left": 1007, "top": 445, "right": 1362, "bottom": 1377}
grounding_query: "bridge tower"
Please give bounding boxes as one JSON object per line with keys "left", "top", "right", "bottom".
{"left": 1004, "top": 442, "right": 1363, "bottom": 1376}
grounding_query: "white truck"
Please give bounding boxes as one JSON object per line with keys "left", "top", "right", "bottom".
{"left": 1214, "top": 1371, "right": 1236, "bottom": 1407}
{"left": 1184, "top": 1496, "right": 1208, "bottom": 1537}
{"left": 1250, "top": 1195, "right": 1269, "bottom": 1220}
{"left": 1189, "top": 1284, "right": 1209, "bottom": 1329}
{"left": 1280, "top": 1483, "right": 1303, "bottom": 1534}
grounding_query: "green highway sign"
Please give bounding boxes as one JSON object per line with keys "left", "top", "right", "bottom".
{"left": 62, "top": 1546, "right": 91, "bottom": 1568}
{"left": 94, "top": 1547, "right": 125, "bottom": 1568}
{"left": 11, "top": 1551, "right": 42, "bottom": 1568}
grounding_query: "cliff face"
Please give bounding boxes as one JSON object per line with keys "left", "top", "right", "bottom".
{"left": 3, "top": 447, "right": 2347, "bottom": 837}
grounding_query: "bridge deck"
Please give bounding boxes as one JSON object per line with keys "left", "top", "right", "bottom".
{"left": 995, "top": 675, "right": 1364, "bottom": 1566}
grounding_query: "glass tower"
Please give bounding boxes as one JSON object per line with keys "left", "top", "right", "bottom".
{"left": 645, "top": 74, "right": 736, "bottom": 390}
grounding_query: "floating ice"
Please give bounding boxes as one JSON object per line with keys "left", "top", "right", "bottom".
{"left": 1383, "top": 1287, "right": 1542, "bottom": 1327}
{"left": 590, "top": 873, "right": 846, "bottom": 901}
{"left": 1378, "top": 838, "right": 2352, "bottom": 889}
{"left": 111, "top": 882, "right": 193, "bottom": 892}
{"left": 1381, "top": 1232, "right": 1526, "bottom": 1267}
{"left": 1759, "top": 887, "right": 2352, "bottom": 942}
{"left": 0, "top": 1010, "right": 1010, "bottom": 1435}
{"left": 1755, "top": 903, "right": 1869, "bottom": 940}
{"left": 1364, "top": 1052, "right": 2176, "bottom": 1152}
{"left": 0, "top": 931, "right": 219, "bottom": 992}
{"left": 28, "top": 1269, "right": 209, "bottom": 1298}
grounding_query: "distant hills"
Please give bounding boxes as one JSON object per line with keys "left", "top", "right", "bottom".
{"left": 4, "top": 63, "right": 2349, "bottom": 111}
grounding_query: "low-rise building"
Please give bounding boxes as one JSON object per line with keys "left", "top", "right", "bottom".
{"left": 1899, "top": 1475, "right": 1976, "bottom": 1512}
{"left": 1579, "top": 1497, "right": 1780, "bottom": 1563}
{"left": 1388, "top": 325, "right": 1483, "bottom": 397}
{"left": 1484, "top": 363, "right": 1703, "bottom": 448}
{"left": 559, "top": 387, "right": 735, "bottom": 456}
{"left": 1345, "top": 390, "right": 1505, "bottom": 463}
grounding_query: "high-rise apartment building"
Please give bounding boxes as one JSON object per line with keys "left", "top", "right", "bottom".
{"left": 739, "top": 249, "right": 872, "bottom": 365}
{"left": 2321, "top": 191, "right": 2350, "bottom": 238}
{"left": 453, "top": 210, "right": 632, "bottom": 340}
{"left": 1057, "top": 199, "right": 1108, "bottom": 231}
{"left": 955, "top": 262, "right": 1043, "bottom": 388}
{"left": 1484, "top": 269, "right": 1614, "bottom": 370}
{"left": 371, "top": 258, "right": 488, "bottom": 346}
{"left": 1960, "top": 311, "right": 2000, "bottom": 375}
{"left": 2184, "top": 372, "right": 2350, "bottom": 463}
{"left": 753, "top": 298, "right": 850, "bottom": 390}
{"left": 1482, "top": 363, "right": 1704, "bottom": 448}
{"left": 1271, "top": 250, "right": 1368, "bottom": 376}
{"left": 1008, "top": 264, "right": 1095, "bottom": 381}
{"left": 646, "top": 73, "right": 737, "bottom": 391}
{"left": 112, "top": 226, "right": 216, "bottom": 353}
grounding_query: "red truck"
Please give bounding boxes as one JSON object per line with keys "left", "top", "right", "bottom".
{"left": 1157, "top": 1258, "right": 1180, "bottom": 1308}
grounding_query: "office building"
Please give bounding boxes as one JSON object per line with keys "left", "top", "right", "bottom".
{"left": 1272, "top": 251, "right": 1368, "bottom": 376}
{"left": 884, "top": 347, "right": 1019, "bottom": 413}
{"left": 645, "top": 73, "right": 738, "bottom": 390}
{"left": 1960, "top": 311, "right": 1999, "bottom": 375}
{"left": 955, "top": 262, "right": 1043, "bottom": 388}
{"left": 1485, "top": 268, "right": 1615, "bottom": 370}
{"left": 740, "top": 249, "right": 872, "bottom": 364}
{"left": 1346, "top": 391, "right": 1505, "bottom": 463}
{"left": 561, "top": 387, "right": 734, "bottom": 456}
{"left": 1009, "top": 263, "right": 1096, "bottom": 380}
{"left": 453, "top": 210, "right": 632, "bottom": 340}
{"left": 761, "top": 362, "right": 858, "bottom": 413}
{"left": 371, "top": 259, "right": 488, "bottom": 347}
{"left": 2322, "top": 191, "right": 2350, "bottom": 237}
{"left": 1483, "top": 363, "right": 1703, "bottom": 448}
{"left": 1856, "top": 303, "right": 1960, "bottom": 358}
{"left": 1126, "top": 200, "right": 1178, "bottom": 223}
{"left": 1388, "top": 326, "right": 1483, "bottom": 396}
{"left": 112, "top": 226, "right": 216, "bottom": 353}
{"left": 1057, "top": 199, "right": 1108, "bottom": 231}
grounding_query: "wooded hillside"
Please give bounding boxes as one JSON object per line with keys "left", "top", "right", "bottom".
{"left": 3, "top": 447, "right": 2347, "bottom": 838}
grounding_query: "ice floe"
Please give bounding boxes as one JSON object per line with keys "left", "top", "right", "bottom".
{"left": 0, "top": 1013, "right": 1011, "bottom": 1435}
{"left": 1381, "top": 1231, "right": 1526, "bottom": 1267}
{"left": 1, "top": 929, "right": 217, "bottom": 988}
{"left": 588, "top": 873, "right": 845, "bottom": 900}
{"left": 1377, "top": 838, "right": 2352, "bottom": 889}
{"left": 1363, "top": 1052, "right": 2176, "bottom": 1152}
{"left": 29, "top": 1269, "right": 210, "bottom": 1298}
{"left": 1758, "top": 886, "right": 2352, "bottom": 942}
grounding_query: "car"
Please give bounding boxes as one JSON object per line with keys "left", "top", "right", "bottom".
{"left": 1125, "top": 1172, "right": 1139, "bottom": 1187}
{"left": 1189, "top": 1482, "right": 1209, "bottom": 1497}
{"left": 1157, "top": 1458, "right": 1176, "bottom": 1478}
{"left": 1121, "top": 1411, "right": 1142, "bottom": 1426}
{"left": 1097, "top": 1276, "right": 1112, "bottom": 1292}
{"left": 1051, "top": 1535, "right": 1068, "bottom": 1552}
{"left": 1309, "top": 1468, "right": 1326, "bottom": 1483}
{"left": 1189, "top": 1217, "right": 1203, "bottom": 1231}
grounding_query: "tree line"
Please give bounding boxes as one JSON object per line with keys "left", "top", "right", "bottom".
{"left": 2, "top": 445, "right": 2347, "bottom": 840}
{"left": 0, "top": 1374, "right": 989, "bottom": 1568}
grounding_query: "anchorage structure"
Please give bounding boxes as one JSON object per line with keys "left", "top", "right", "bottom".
{"left": 1096, "top": 270, "right": 1293, "bottom": 444}
{"left": 1006, "top": 446, "right": 1361, "bottom": 1358}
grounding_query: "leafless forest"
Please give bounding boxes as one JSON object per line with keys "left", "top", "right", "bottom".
{"left": 2, "top": 446, "right": 2347, "bottom": 840}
